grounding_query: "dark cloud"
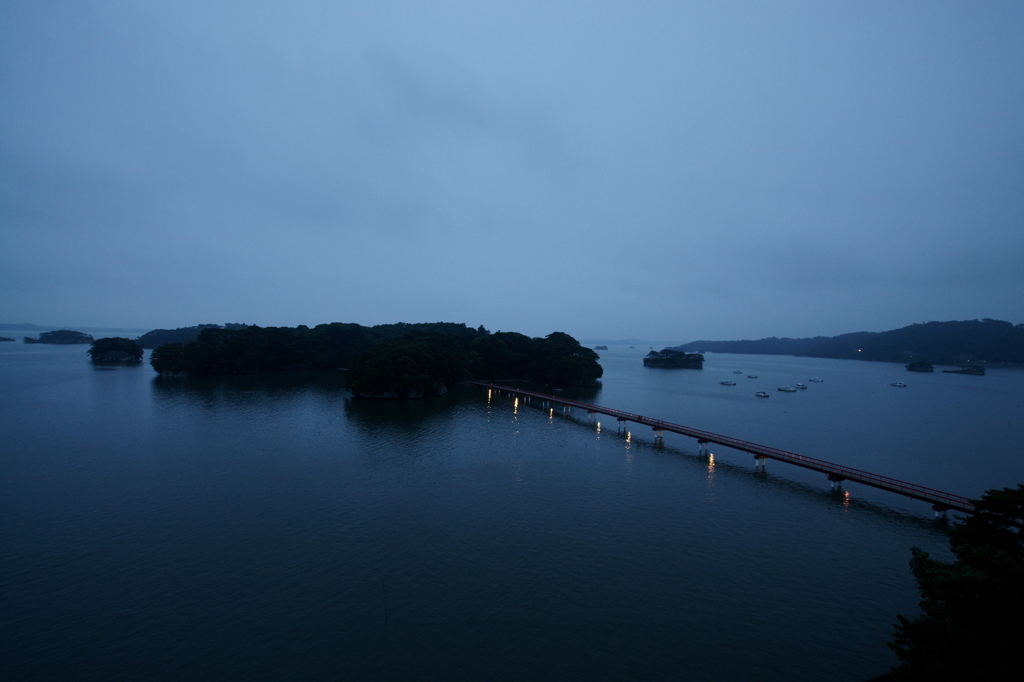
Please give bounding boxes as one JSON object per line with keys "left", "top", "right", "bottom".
{"left": 1, "top": 1, "right": 1022, "bottom": 338}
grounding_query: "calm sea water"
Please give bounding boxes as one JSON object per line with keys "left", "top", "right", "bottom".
{"left": 2, "top": 338, "right": 1022, "bottom": 681}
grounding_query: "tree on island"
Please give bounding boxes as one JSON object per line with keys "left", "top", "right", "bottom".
{"left": 527, "top": 332, "right": 603, "bottom": 385}
{"left": 150, "top": 342, "right": 186, "bottom": 375}
{"left": 346, "top": 332, "right": 473, "bottom": 398}
{"left": 643, "top": 349, "right": 704, "bottom": 369}
{"left": 465, "top": 330, "right": 603, "bottom": 386}
{"left": 345, "top": 330, "right": 602, "bottom": 397}
{"left": 148, "top": 321, "right": 603, "bottom": 397}
{"left": 888, "top": 485, "right": 1024, "bottom": 680}
{"left": 88, "top": 337, "right": 144, "bottom": 363}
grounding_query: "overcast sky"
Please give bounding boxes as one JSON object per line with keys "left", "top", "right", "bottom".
{"left": 2, "top": 1, "right": 1022, "bottom": 342}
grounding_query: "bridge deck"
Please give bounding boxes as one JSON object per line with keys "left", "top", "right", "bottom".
{"left": 471, "top": 381, "right": 975, "bottom": 515}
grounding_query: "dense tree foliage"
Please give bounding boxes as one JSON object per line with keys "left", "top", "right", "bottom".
{"left": 136, "top": 323, "right": 248, "bottom": 349}
{"left": 676, "top": 319, "right": 1024, "bottom": 365}
{"left": 528, "top": 332, "right": 603, "bottom": 384}
{"left": 88, "top": 337, "right": 144, "bottom": 363}
{"left": 346, "top": 332, "right": 475, "bottom": 398}
{"left": 464, "top": 331, "right": 603, "bottom": 384}
{"left": 888, "top": 485, "right": 1024, "bottom": 680}
{"left": 149, "top": 322, "right": 603, "bottom": 396}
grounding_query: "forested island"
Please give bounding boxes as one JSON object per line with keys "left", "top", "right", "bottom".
{"left": 24, "top": 330, "right": 94, "bottom": 344}
{"left": 643, "top": 349, "right": 704, "bottom": 368}
{"left": 88, "top": 337, "right": 144, "bottom": 364}
{"left": 149, "top": 322, "right": 603, "bottom": 398}
{"left": 674, "top": 319, "right": 1024, "bottom": 365}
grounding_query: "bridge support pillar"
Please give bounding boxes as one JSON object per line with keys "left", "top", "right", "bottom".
{"left": 697, "top": 439, "right": 709, "bottom": 458}
{"left": 827, "top": 474, "right": 846, "bottom": 491}
{"left": 617, "top": 418, "right": 627, "bottom": 434}
{"left": 653, "top": 429, "right": 664, "bottom": 446}
{"left": 754, "top": 454, "right": 767, "bottom": 471}
{"left": 932, "top": 504, "right": 949, "bottom": 521}
{"left": 588, "top": 411, "right": 596, "bottom": 423}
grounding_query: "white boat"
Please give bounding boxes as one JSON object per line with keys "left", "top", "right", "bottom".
{"left": 891, "top": 382, "right": 907, "bottom": 388}
{"left": 720, "top": 381, "right": 736, "bottom": 386}
{"left": 795, "top": 383, "right": 807, "bottom": 389}
{"left": 777, "top": 386, "right": 797, "bottom": 392}
{"left": 755, "top": 391, "right": 769, "bottom": 398}
{"left": 808, "top": 377, "right": 823, "bottom": 382}
{"left": 733, "top": 370, "right": 743, "bottom": 374}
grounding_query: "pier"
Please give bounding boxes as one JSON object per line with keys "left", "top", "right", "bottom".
{"left": 472, "top": 381, "right": 975, "bottom": 516}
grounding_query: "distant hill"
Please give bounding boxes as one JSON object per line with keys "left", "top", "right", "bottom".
{"left": 674, "top": 319, "right": 1024, "bottom": 365}
{"left": 0, "top": 324, "right": 149, "bottom": 333}
{"left": 0, "top": 323, "right": 51, "bottom": 331}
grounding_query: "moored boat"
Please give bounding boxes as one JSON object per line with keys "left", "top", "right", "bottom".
{"left": 777, "top": 386, "right": 797, "bottom": 392}
{"left": 755, "top": 391, "right": 769, "bottom": 398}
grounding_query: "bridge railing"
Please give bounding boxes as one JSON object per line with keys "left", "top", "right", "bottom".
{"left": 472, "top": 381, "right": 975, "bottom": 512}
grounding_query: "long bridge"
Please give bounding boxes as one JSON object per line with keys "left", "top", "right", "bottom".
{"left": 471, "top": 381, "right": 975, "bottom": 516}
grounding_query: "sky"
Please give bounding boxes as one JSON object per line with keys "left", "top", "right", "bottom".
{"left": 2, "top": 1, "right": 1022, "bottom": 342}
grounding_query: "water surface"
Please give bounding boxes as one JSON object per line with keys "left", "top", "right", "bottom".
{"left": 3, "top": 340, "right": 1020, "bottom": 680}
